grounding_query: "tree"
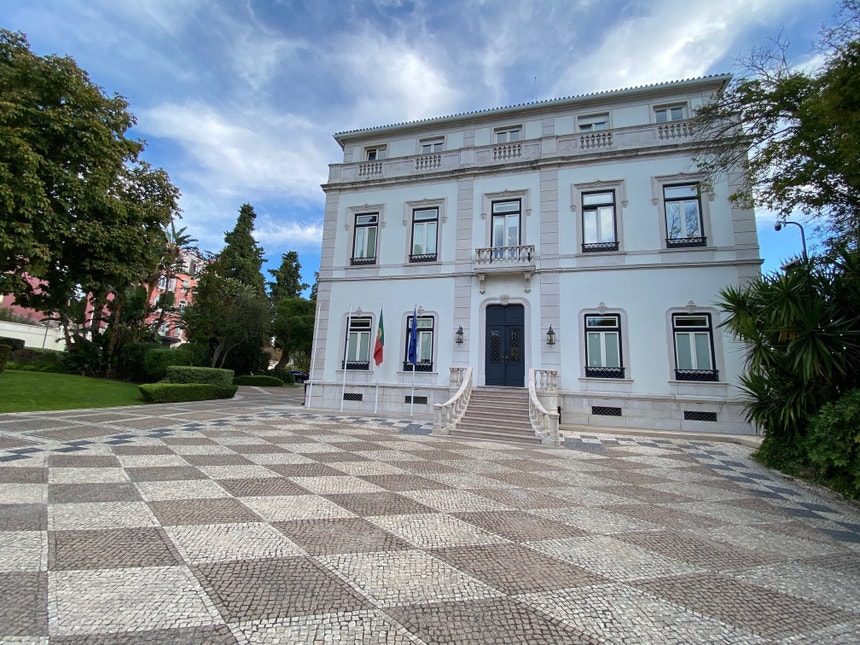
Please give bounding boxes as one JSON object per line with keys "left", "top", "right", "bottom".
{"left": 0, "top": 30, "right": 181, "bottom": 373}
{"left": 181, "top": 269, "right": 270, "bottom": 370}
{"left": 718, "top": 250, "right": 860, "bottom": 440}
{"left": 692, "top": 1, "right": 860, "bottom": 248}
{"left": 267, "top": 251, "right": 308, "bottom": 302}
{"left": 271, "top": 297, "right": 315, "bottom": 370}
{"left": 212, "top": 203, "right": 265, "bottom": 292}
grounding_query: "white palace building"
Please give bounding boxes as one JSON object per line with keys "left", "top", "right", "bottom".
{"left": 307, "top": 75, "right": 760, "bottom": 442}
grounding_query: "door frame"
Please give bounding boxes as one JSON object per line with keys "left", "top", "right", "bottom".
{"left": 481, "top": 300, "right": 529, "bottom": 387}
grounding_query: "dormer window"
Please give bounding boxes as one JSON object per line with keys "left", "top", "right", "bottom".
{"left": 420, "top": 137, "right": 444, "bottom": 154}
{"left": 655, "top": 105, "right": 686, "bottom": 123}
{"left": 578, "top": 113, "right": 609, "bottom": 131}
{"left": 495, "top": 126, "right": 521, "bottom": 144}
{"left": 365, "top": 146, "right": 387, "bottom": 161}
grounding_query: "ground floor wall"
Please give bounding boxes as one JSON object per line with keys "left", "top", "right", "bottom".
{"left": 0, "top": 320, "right": 65, "bottom": 351}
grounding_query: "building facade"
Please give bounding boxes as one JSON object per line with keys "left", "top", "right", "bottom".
{"left": 309, "top": 75, "right": 760, "bottom": 435}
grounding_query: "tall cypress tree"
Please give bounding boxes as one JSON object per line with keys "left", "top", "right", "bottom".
{"left": 213, "top": 203, "right": 266, "bottom": 292}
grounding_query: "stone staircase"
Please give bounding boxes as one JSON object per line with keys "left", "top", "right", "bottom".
{"left": 450, "top": 386, "right": 541, "bottom": 444}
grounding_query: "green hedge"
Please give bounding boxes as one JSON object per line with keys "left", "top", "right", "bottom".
{"left": 0, "top": 344, "right": 10, "bottom": 374}
{"left": 805, "top": 389, "right": 860, "bottom": 499}
{"left": 165, "top": 365, "right": 234, "bottom": 388}
{"left": 0, "top": 337, "right": 25, "bottom": 351}
{"left": 5, "top": 348, "right": 67, "bottom": 373}
{"left": 143, "top": 348, "right": 193, "bottom": 382}
{"left": 233, "top": 375, "right": 284, "bottom": 387}
{"left": 138, "top": 383, "right": 237, "bottom": 403}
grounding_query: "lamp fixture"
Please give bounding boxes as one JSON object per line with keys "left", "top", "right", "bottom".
{"left": 546, "top": 325, "right": 556, "bottom": 345}
{"left": 455, "top": 325, "right": 464, "bottom": 345}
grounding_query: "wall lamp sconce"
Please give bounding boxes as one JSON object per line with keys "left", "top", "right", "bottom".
{"left": 455, "top": 325, "right": 464, "bottom": 345}
{"left": 546, "top": 325, "right": 556, "bottom": 345}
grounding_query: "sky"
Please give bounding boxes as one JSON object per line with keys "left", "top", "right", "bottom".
{"left": 2, "top": 0, "right": 846, "bottom": 284}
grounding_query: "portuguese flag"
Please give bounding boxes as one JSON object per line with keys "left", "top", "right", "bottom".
{"left": 373, "top": 309, "right": 384, "bottom": 365}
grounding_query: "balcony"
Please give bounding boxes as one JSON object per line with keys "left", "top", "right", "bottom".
{"left": 327, "top": 119, "right": 698, "bottom": 187}
{"left": 473, "top": 245, "right": 536, "bottom": 293}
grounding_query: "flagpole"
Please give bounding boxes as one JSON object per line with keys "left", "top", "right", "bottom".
{"left": 305, "top": 296, "right": 322, "bottom": 410}
{"left": 410, "top": 303, "right": 417, "bottom": 416}
{"left": 375, "top": 303, "right": 383, "bottom": 414}
{"left": 340, "top": 303, "right": 352, "bottom": 412}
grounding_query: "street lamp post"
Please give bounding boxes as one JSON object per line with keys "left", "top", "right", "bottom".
{"left": 774, "top": 219, "right": 808, "bottom": 263}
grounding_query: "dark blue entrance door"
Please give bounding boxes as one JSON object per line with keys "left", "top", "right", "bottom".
{"left": 485, "top": 304, "right": 524, "bottom": 387}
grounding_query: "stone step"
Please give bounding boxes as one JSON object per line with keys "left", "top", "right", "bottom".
{"left": 450, "top": 427, "right": 543, "bottom": 445}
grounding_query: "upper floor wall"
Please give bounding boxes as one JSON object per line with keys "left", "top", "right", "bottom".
{"left": 326, "top": 76, "right": 731, "bottom": 186}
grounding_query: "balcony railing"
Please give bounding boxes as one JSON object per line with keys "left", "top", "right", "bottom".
{"left": 350, "top": 256, "right": 376, "bottom": 266}
{"left": 666, "top": 236, "right": 706, "bottom": 248}
{"left": 328, "top": 120, "right": 698, "bottom": 185}
{"left": 342, "top": 360, "right": 370, "bottom": 370}
{"left": 675, "top": 368, "right": 719, "bottom": 381}
{"left": 582, "top": 241, "right": 619, "bottom": 253}
{"left": 402, "top": 361, "right": 433, "bottom": 372}
{"left": 585, "top": 366, "right": 625, "bottom": 378}
{"left": 409, "top": 252, "right": 437, "bottom": 263}
{"left": 474, "top": 245, "right": 535, "bottom": 266}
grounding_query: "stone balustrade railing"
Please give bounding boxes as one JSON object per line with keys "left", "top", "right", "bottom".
{"left": 433, "top": 367, "right": 472, "bottom": 435}
{"left": 528, "top": 368, "right": 560, "bottom": 446}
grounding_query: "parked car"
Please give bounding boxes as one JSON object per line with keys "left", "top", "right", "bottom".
{"left": 286, "top": 369, "right": 308, "bottom": 383}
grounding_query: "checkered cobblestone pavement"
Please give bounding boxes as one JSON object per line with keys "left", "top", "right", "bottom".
{"left": 1, "top": 388, "right": 859, "bottom": 643}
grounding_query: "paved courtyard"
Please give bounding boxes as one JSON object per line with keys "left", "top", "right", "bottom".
{"left": 1, "top": 387, "right": 859, "bottom": 643}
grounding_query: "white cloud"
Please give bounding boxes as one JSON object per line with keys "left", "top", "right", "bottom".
{"left": 140, "top": 102, "right": 330, "bottom": 201}
{"left": 550, "top": 0, "right": 811, "bottom": 95}
{"left": 255, "top": 220, "right": 324, "bottom": 248}
{"left": 333, "top": 29, "right": 462, "bottom": 127}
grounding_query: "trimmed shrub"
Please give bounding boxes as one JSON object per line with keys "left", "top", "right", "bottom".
{"left": 138, "top": 383, "right": 238, "bottom": 403}
{"left": 116, "top": 342, "right": 162, "bottom": 382}
{"left": 0, "top": 337, "right": 25, "bottom": 351}
{"left": 164, "top": 366, "right": 234, "bottom": 388}
{"left": 233, "top": 375, "right": 284, "bottom": 387}
{"left": 0, "top": 344, "right": 10, "bottom": 373}
{"left": 805, "top": 389, "right": 860, "bottom": 499}
{"left": 143, "top": 348, "right": 193, "bottom": 382}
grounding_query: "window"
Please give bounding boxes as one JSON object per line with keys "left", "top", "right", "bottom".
{"left": 672, "top": 314, "right": 718, "bottom": 381}
{"left": 410, "top": 208, "right": 438, "bottom": 262}
{"left": 664, "top": 184, "right": 705, "bottom": 247}
{"left": 495, "top": 126, "right": 521, "bottom": 143}
{"left": 157, "top": 275, "right": 168, "bottom": 291}
{"left": 178, "top": 300, "right": 187, "bottom": 311}
{"left": 351, "top": 213, "right": 378, "bottom": 265}
{"left": 344, "top": 317, "right": 372, "bottom": 369}
{"left": 655, "top": 105, "right": 686, "bottom": 122}
{"left": 578, "top": 113, "right": 609, "bottom": 131}
{"left": 585, "top": 315, "right": 624, "bottom": 378}
{"left": 491, "top": 200, "right": 521, "bottom": 252}
{"left": 420, "top": 137, "right": 443, "bottom": 154}
{"left": 582, "top": 191, "right": 618, "bottom": 252}
{"left": 365, "top": 146, "right": 386, "bottom": 161}
{"left": 403, "top": 316, "right": 434, "bottom": 371}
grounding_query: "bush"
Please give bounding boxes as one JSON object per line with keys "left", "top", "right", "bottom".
{"left": 6, "top": 348, "right": 67, "bottom": 373}
{"left": 805, "top": 389, "right": 860, "bottom": 499}
{"left": 233, "top": 375, "right": 284, "bottom": 387}
{"left": 0, "top": 337, "right": 25, "bottom": 351}
{"left": 0, "top": 344, "right": 10, "bottom": 373}
{"left": 182, "top": 342, "right": 212, "bottom": 367}
{"left": 138, "top": 383, "right": 238, "bottom": 403}
{"left": 143, "top": 348, "right": 193, "bottom": 382}
{"left": 62, "top": 339, "right": 103, "bottom": 376}
{"left": 268, "top": 368, "right": 296, "bottom": 385}
{"left": 116, "top": 342, "right": 162, "bottom": 382}
{"left": 164, "top": 366, "right": 234, "bottom": 388}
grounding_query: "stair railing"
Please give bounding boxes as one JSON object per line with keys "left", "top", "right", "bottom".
{"left": 528, "top": 369, "right": 560, "bottom": 446}
{"left": 433, "top": 367, "right": 472, "bottom": 435}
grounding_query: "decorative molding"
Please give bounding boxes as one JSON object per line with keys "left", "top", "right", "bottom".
{"left": 597, "top": 301, "right": 607, "bottom": 314}
{"left": 477, "top": 273, "right": 486, "bottom": 294}
{"left": 686, "top": 299, "right": 697, "bottom": 312}
{"left": 500, "top": 294, "right": 510, "bottom": 305}
{"left": 523, "top": 271, "right": 532, "bottom": 293}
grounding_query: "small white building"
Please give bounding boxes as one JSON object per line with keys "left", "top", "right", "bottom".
{"left": 309, "top": 75, "right": 760, "bottom": 437}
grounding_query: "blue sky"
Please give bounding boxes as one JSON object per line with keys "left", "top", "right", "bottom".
{"left": 2, "top": 0, "right": 845, "bottom": 283}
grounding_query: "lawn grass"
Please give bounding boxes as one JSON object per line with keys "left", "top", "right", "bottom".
{"left": 0, "top": 370, "right": 145, "bottom": 413}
